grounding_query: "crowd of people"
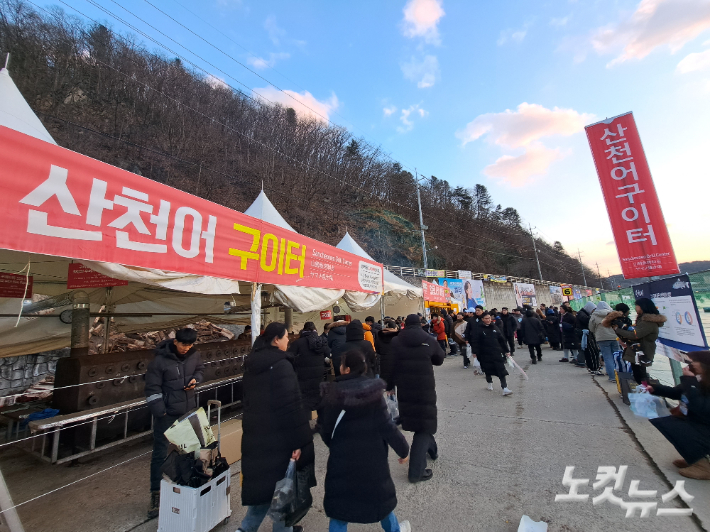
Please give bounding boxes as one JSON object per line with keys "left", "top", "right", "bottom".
{"left": 143, "top": 294, "right": 710, "bottom": 531}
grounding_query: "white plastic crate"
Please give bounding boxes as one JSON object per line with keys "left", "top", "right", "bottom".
{"left": 157, "top": 468, "right": 231, "bottom": 532}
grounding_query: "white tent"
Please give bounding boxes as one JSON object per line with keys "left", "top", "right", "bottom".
{"left": 0, "top": 67, "right": 56, "bottom": 145}
{"left": 336, "top": 233, "right": 422, "bottom": 299}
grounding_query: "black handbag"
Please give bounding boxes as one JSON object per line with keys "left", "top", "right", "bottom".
{"left": 284, "top": 463, "right": 316, "bottom": 527}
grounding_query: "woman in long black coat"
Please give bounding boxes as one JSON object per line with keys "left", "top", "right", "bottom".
{"left": 290, "top": 321, "right": 331, "bottom": 411}
{"left": 647, "top": 351, "right": 710, "bottom": 480}
{"left": 543, "top": 309, "right": 561, "bottom": 351}
{"left": 320, "top": 351, "right": 411, "bottom": 530}
{"left": 239, "top": 322, "right": 314, "bottom": 532}
{"left": 521, "top": 310, "right": 545, "bottom": 363}
{"left": 375, "top": 321, "right": 399, "bottom": 382}
{"left": 469, "top": 312, "right": 512, "bottom": 396}
{"left": 560, "top": 307, "right": 581, "bottom": 365}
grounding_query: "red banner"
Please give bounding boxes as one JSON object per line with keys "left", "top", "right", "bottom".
{"left": 422, "top": 280, "right": 447, "bottom": 303}
{"left": 0, "top": 272, "right": 33, "bottom": 298}
{"left": 585, "top": 113, "right": 679, "bottom": 279}
{"left": 319, "top": 310, "right": 332, "bottom": 320}
{"left": 67, "top": 263, "right": 128, "bottom": 289}
{"left": 0, "top": 128, "right": 383, "bottom": 293}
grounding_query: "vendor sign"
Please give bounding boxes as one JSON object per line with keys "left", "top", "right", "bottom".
{"left": 67, "top": 263, "right": 128, "bottom": 289}
{"left": 0, "top": 127, "right": 383, "bottom": 293}
{"left": 422, "top": 280, "right": 447, "bottom": 303}
{"left": 0, "top": 272, "right": 33, "bottom": 298}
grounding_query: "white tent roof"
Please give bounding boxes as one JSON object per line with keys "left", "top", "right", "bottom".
{"left": 0, "top": 67, "right": 56, "bottom": 144}
{"left": 244, "top": 190, "right": 297, "bottom": 232}
{"left": 336, "top": 232, "right": 422, "bottom": 298}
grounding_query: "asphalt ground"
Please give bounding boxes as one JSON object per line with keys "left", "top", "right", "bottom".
{"left": 1, "top": 344, "right": 707, "bottom": 532}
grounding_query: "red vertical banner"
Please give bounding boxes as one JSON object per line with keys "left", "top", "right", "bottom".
{"left": 585, "top": 112, "right": 679, "bottom": 279}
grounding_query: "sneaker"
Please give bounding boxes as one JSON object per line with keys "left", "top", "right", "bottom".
{"left": 537, "top": 356, "right": 542, "bottom": 361}
{"left": 486, "top": 383, "right": 493, "bottom": 391}
{"left": 531, "top": 359, "right": 537, "bottom": 365}
{"left": 463, "top": 365, "right": 469, "bottom": 369}
{"left": 558, "top": 358, "right": 569, "bottom": 362}
{"left": 399, "top": 521, "right": 412, "bottom": 532}
{"left": 293, "top": 527, "right": 304, "bottom": 532}
{"left": 502, "top": 387, "right": 513, "bottom": 396}
{"left": 147, "top": 490, "right": 160, "bottom": 520}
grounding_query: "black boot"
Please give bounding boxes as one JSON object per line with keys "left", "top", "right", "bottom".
{"left": 531, "top": 358, "right": 537, "bottom": 364}
{"left": 147, "top": 490, "right": 160, "bottom": 519}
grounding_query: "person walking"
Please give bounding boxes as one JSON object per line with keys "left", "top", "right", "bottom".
{"left": 513, "top": 308, "right": 525, "bottom": 347}
{"left": 521, "top": 310, "right": 545, "bottom": 364}
{"left": 499, "top": 307, "right": 518, "bottom": 355}
{"left": 289, "top": 321, "right": 331, "bottom": 412}
{"left": 575, "top": 301, "right": 599, "bottom": 371}
{"left": 469, "top": 312, "right": 512, "bottom": 396}
{"left": 452, "top": 313, "right": 470, "bottom": 368}
{"left": 375, "top": 320, "right": 400, "bottom": 383}
{"left": 331, "top": 320, "right": 377, "bottom": 377}
{"left": 613, "top": 298, "right": 667, "bottom": 384}
{"left": 321, "top": 351, "right": 412, "bottom": 532}
{"left": 431, "top": 314, "right": 447, "bottom": 354}
{"left": 145, "top": 328, "right": 204, "bottom": 519}
{"left": 386, "top": 314, "right": 445, "bottom": 483}
{"left": 560, "top": 307, "right": 582, "bottom": 365}
{"left": 238, "top": 323, "right": 314, "bottom": 532}
{"left": 328, "top": 321, "right": 348, "bottom": 352}
{"left": 543, "top": 309, "right": 561, "bottom": 351}
{"left": 589, "top": 302, "right": 619, "bottom": 382}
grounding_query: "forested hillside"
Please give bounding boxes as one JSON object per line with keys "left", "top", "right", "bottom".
{"left": 0, "top": 0, "right": 596, "bottom": 284}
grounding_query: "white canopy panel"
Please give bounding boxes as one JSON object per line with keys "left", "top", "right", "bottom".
{"left": 0, "top": 68, "right": 56, "bottom": 145}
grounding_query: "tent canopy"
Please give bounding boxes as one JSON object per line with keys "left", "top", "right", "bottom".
{"left": 336, "top": 233, "right": 422, "bottom": 299}
{"left": 0, "top": 67, "right": 56, "bottom": 145}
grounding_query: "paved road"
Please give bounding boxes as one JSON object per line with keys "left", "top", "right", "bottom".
{"left": 4, "top": 344, "right": 707, "bottom": 532}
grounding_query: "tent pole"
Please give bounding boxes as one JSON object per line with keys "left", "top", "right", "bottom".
{"left": 0, "top": 465, "right": 25, "bottom": 532}
{"left": 380, "top": 296, "right": 385, "bottom": 325}
{"left": 284, "top": 308, "right": 293, "bottom": 333}
{"left": 250, "top": 283, "right": 262, "bottom": 346}
{"left": 70, "top": 291, "right": 90, "bottom": 358}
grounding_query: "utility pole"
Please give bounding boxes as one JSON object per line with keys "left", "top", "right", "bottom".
{"left": 595, "top": 262, "right": 603, "bottom": 289}
{"left": 415, "top": 169, "right": 428, "bottom": 270}
{"left": 529, "top": 223, "right": 543, "bottom": 281}
{"left": 577, "top": 249, "right": 587, "bottom": 286}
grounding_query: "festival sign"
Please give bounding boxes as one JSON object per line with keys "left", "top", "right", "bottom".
{"left": 513, "top": 282, "right": 537, "bottom": 307}
{"left": 319, "top": 310, "right": 332, "bottom": 320}
{"left": 0, "top": 127, "right": 383, "bottom": 293}
{"left": 422, "top": 280, "right": 447, "bottom": 303}
{"left": 585, "top": 113, "right": 679, "bottom": 279}
{"left": 0, "top": 272, "right": 33, "bottom": 298}
{"left": 462, "top": 279, "right": 485, "bottom": 310}
{"left": 67, "top": 263, "right": 128, "bottom": 289}
{"left": 561, "top": 284, "right": 573, "bottom": 298}
{"left": 438, "top": 278, "right": 464, "bottom": 304}
{"left": 549, "top": 286, "right": 563, "bottom": 306}
{"left": 633, "top": 275, "right": 707, "bottom": 356}
{"left": 458, "top": 270, "right": 472, "bottom": 280}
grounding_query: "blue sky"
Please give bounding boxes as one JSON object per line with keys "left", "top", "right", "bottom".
{"left": 49, "top": 0, "right": 710, "bottom": 275}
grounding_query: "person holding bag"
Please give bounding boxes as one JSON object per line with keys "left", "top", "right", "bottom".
{"left": 646, "top": 351, "right": 710, "bottom": 480}
{"left": 469, "top": 312, "right": 513, "bottom": 396}
{"left": 238, "top": 323, "right": 314, "bottom": 532}
{"left": 321, "top": 351, "right": 412, "bottom": 532}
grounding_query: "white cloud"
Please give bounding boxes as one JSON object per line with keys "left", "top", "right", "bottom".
{"left": 550, "top": 15, "right": 571, "bottom": 28}
{"left": 398, "top": 104, "right": 428, "bottom": 132}
{"left": 456, "top": 102, "right": 594, "bottom": 186}
{"left": 591, "top": 0, "right": 710, "bottom": 67}
{"left": 383, "top": 105, "right": 397, "bottom": 117}
{"left": 247, "top": 52, "right": 291, "bottom": 70}
{"left": 264, "top": 15, "right": 286, "bottom": 46}
{"left": 677, "top": 48, "right": 710, "bottom": 73}
{"left": 483, "top": 143, "right": 563, "bottom": 187}
{"left": 401, "top": 0, "right": 445, "bottom": 44}
{"left": 497, "top": 27, "right": 528, "bottom": 46}
{"left": 205, "top": 74, "right": 229, "bottom": 91}
{"left": 254, "top": 86, "right": 339, "bottom": 122}
{"left": 400, "top": 55, "right": 440, "bottom": 88}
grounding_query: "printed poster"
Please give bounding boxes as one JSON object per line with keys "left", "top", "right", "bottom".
{"left": 438, "top": 278, "right": 464, "bottom": 304}
{"left": 462, "top": 279, "right": 485, "bottom": 311}
{"left": 513, "top": 283, "right": 537, "bottom": 308}
{"left": 549, "top": 286, "right": 563, "bottom": 306}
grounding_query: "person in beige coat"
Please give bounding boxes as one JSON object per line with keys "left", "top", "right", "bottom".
{"left": 589, "top": 301, "right": 620, "bottom": 382}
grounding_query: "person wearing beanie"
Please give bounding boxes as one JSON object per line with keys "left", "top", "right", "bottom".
{"left": 386, "top": 314, "right": 445, "bottom": 483}
{"left": 331, "top": 320, "right": 377, "bottom": 378}
{"left": 646, "top": 351, "right": 710, "bottom": 480}
{"left": 543, "top": 308, "right": 561, "bottom": 351}
{"left": 613, "top": 298, "right": 667, "bottom": 384}
{"left": 603, "top": 303, "right": 633, "bottom": 331}
{"left": 469, "top": 312, "right": 513, "bottom": 395}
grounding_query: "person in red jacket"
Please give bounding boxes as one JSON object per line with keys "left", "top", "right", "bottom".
{"left": 431, "top": 314, "right": 447, "bottom": 353}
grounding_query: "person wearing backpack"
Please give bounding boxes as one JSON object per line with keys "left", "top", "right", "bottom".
{"left": 320, "top": 351, "right": 412, "bottom": 532}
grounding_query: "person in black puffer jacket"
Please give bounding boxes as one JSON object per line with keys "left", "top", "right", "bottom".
{"left": 521, "top": 310, "right": 545, "bottom": 363}
{"left": 144, "top": 328, "right": 204, "bottom": 519}
{"left": 290, "top": 321, "right": 331, "bottom": 411}
{"left": 386, "top": 314, "right": 445, "bottom": 483}
{"left": 375, "top": 320, "right": 400, "bottom": 383}
{"left": 469, "top": 312, "right": 512, "bottom": 395}
{"left": 331, "top": 320, "right": 377, "bottom": 377}
{"left": 239, "top": 323, "right": 314, "bottom": 532}
{"left": 328, "top": 321, "right": 347, "bottom": 353}
{"left": 321, "top": 351, "right": 411, "bottom": 530}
